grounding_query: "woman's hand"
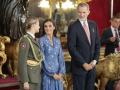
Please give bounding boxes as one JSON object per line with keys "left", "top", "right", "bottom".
{"left": 53, "top": 74, "right": 63, "bottom": 80}
{"left": 53, "top": 74, "right": 60, "bottom": 80}
{"left": 58, "top": 74, "right": 63, "bottom": 80}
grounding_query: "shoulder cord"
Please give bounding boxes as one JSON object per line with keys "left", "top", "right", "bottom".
{"left": 25, "top": 36, "right": 43, "bottom": 67}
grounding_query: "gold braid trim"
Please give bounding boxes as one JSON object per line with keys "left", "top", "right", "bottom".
{"left": 25, "top": 35, "right": 43, "bottom": 67}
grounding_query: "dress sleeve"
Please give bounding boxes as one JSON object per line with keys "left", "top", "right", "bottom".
{"left": 58, "top": 40, "right": 66, "bottom": 74}
{"left": 39, "top": 38, "right": 44, "bottom": 54}
{"left": 39, "top": 37, "right": 55, "bottom": 77}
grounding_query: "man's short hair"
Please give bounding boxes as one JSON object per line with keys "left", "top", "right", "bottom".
{"left": 77, "top": 2, "right": 89, "bottom": 10}
{"left": 111, "top": 15, "right": 120, "bottom": 21}
{"left": 115, "top": 13, "right": 120, "bottom": 18}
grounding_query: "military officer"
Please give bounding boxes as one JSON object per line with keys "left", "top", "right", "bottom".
{"left": 18, "top": 17, "right": 43, "bottom": 90}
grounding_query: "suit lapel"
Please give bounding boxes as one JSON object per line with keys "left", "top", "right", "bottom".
{"left": 77, "top": 19, "right": 91, "bottom": 46}
{"left": 110, "top": 28, "right": 113, "bottom": 37}
{"left": 88, "top": 21, "right": 94, "bottom": 46}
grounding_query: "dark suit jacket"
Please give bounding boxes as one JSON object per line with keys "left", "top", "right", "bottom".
{"left": 101, "top": 27, "right": 119, "bottom": 56}
{"left": 67, "top": 19, "right": 100, "bottom": 75}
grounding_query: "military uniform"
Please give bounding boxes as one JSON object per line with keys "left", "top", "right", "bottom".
{"left": 18, "top": 33, "right": 43, "bottom": 90}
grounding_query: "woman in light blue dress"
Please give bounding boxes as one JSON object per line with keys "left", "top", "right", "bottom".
{"left": 39, "top": 19, "right": 65, "bottom": 90}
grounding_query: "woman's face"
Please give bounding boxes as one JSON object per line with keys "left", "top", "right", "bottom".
{"left": 33, "top": 20, "right": 40, "bottom": 33}
{"left": 44, "top": 21, "right": 55, "bottom": 36}
{"left": 31, "top": 20, "right": 40, "bottom": 33}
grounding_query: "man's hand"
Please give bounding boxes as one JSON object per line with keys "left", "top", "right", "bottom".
{"left": 23, "top": 82, "right": 30, "bottom": 90}
{"left": 109, "top": 37, "right": 116, "bottom": 42}
{"left": 83, "top": 63, "right": 93, "bottom": 71}
{"left": 90, "top": 60, "right": 97, "bottom": 68}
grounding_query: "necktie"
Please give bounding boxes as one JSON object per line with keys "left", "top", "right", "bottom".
{"left": 83, "top": 21, "right": 91, "bottom": 44}
{"left": 115, "top": 29, "right": 120, "bottom": 52}
{"left": 115, "top": 29, "right": 119, "bottom": 38}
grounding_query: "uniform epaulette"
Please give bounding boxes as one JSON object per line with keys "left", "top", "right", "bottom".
{"left": 19, "top": 35, "right": 28, "bottom": 44}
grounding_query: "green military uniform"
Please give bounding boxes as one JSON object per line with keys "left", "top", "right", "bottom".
{"left": 18, "top": 33, "right": 43, "bottom": 90}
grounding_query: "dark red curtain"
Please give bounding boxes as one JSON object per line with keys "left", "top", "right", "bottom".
{"left": 113, "top": 0, "right": 120, "bottom": 16}
{"left": 88, "top": 0, "right": 111, "bottom": 36}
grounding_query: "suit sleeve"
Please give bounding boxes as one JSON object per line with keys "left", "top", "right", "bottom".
{"left": 101, "top": 29, "right": 118, "bottom": 46}
{"left": 101, "top": 29, "right": 115, "bottom": 45}
{"left": 18, "top": 37, "right": 30, "bottom": 83}
{"left": 93, "top": 23, "right": 100, "bottom": 62}
{"left": 67, "top": 24, "right": 86, "bottom": 66}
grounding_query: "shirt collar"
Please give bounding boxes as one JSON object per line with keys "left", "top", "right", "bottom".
{"left": 79, "top": 19, "right": 87, "bottom": 25}
{"left": 27, "top": 32, "right": 35, "bottom": 39}
{"left": 111, "top": 26, "right": 118, "bottom": 31}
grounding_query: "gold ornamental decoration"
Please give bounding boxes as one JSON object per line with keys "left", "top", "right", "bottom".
{"left": 48, "top": 0, "right": 92, "bottom": 18}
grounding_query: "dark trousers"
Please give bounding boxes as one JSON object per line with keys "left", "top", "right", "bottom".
{"left": 106, "top": 80, "right": 115, "bottom": 90}
{"left": 72, "top": 68, "right": 96, "bottom": 90}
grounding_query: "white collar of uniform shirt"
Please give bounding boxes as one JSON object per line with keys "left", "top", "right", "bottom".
{"left": 27, "top": 31, "right": 35, "bottom": 39}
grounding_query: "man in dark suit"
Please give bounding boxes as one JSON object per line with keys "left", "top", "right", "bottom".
{"left": 101, "top": 15, "right": 120, "bottom": 90}
{"left": 18, "top": 17, "right": 43, "bottom": 90}
{"left": 101, "top": 15, "right": 120, "bottom": 56}
{"left": 67, "top": 3, "right": 100, "bottom": 90}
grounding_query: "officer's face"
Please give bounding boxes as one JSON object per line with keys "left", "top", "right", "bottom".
{"left": 33, "top": 20, "right": 40, "bottom": 33}
{"left": 77, "top": 6, "right": 90, "bottom": 21}
{"left": 44, "top": 21, "right": 55, "bottom": 36}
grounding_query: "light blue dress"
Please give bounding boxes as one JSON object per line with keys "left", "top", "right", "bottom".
{"left": 39, "top": 35, "right": 65, "bottom": 90}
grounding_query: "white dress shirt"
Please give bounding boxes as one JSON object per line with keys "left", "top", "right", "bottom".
{"left": 111, "top": 26, "right": 120, "bottom": 52}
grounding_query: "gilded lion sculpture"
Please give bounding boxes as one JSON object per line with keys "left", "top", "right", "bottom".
{"left": 0, "top": 36, "right": 10, "bottom": 78}
{"left": 5, "top": 40, "right": 19, "bottom": 76}
{"left": 63, "top": 52, "right": 120, "bottom": 90}
{"left": 96, "top": 53, "right": 120, "bottom": 90}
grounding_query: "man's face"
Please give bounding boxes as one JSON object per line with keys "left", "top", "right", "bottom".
{"left": 111, "top": 18, "right": 120, "bottom": 29}
{"left": 77, "top": 6, "right": 90, "bottom": 21}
